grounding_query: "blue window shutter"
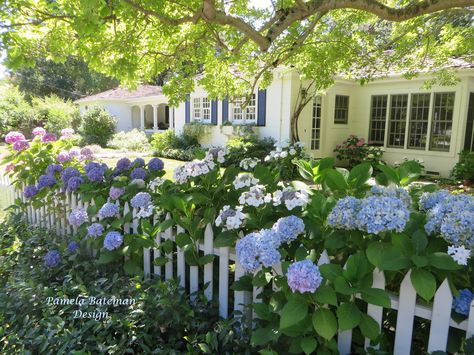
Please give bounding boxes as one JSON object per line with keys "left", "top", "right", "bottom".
{"left": 185, "top": 95, "right": 190, "bottom": 123}
{"left": 257, "top": 89, "right": 266, "bottom": 126}
{"left": 211, "top": 100, "right": 218, "bottom": 125}
{"left": 222, "top": 98, "right": 229, "bottom": 122}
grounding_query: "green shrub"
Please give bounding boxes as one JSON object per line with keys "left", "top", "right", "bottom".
{"left": 108, "top": 129, "right": 151, "bottom": 152}
{"left": 32, "top": 95, "right": 81, "bottom": 136}
{"left": 452, "top": 150, "right": 474, "bottom": 182}
{"left": 151, "top": 130, "right": 201, "bottom": 160}
{"left": 225, "top": 134, "right": 275, "bottom": 167}
{"left": 0, "top": 86, "right": 37, "bottom": 138}
{"left": 78, "top": 107, "right": 117, "bottom": 147}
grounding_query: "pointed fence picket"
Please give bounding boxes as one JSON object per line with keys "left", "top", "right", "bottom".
{"left": 3, "top": 180, "right": 474, "bottom": 355}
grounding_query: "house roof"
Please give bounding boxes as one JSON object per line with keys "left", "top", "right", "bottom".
{"left": 75, "top": 85, "right": 164, "bottom": 103}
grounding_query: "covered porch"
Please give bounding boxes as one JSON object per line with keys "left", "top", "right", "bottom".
{"left": 130, "top": 102, "right": 172, "bottom": 133}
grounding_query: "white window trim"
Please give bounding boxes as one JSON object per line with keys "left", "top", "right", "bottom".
{"left": 191, "top": 96, "right": 211, "bottom": 124}
{"left": 230, "top": 94, "right": 257, "bottom": 125}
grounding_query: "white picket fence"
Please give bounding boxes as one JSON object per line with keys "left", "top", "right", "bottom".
{"left": 1, "top": 175, "right": 474, "bottom": 354}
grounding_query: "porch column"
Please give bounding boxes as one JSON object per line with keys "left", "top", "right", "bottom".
{"left": 152, "top": 104, "right": 158, "bottom": 131}
{"left": 139, "top": 105, "right": 145, "bottom": 130}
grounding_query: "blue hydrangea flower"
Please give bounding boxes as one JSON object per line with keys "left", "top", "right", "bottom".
{"left": 130, "top": 192, "right": 151, "bottom": 209}
{"left": 46, "top": 163, "right": 62, "bottom": 175}
{"left": 68, "top": 208, "right": 88, "bottom": 227}
{"left": 67, "top": 176, "right": 83, "bottom": 191}
{"left": 23, "top": 185, "right": 38, "bottom": 199}
{"left": 87, "top": 223, "right": 104, "bottom": 238}
{"left": 236, "top": 233, "right": 261, "bottom": 272}
{"left": 132, "top": 157, "right": 145, "bottom": 167}
{"left": 272, "top": 216, "right": 305, "bottom": 244}
{"left": 115, "top": 157, "right": 131, "bottom": 172}
{"left": 419, "top": 190, "right": 451, "bottom": 211}
{"left": 441, "top": 211, "right": 474, "bottom": 248}
{"left": 356, "top": 196, "right": 410, "bottom": 234}
{"left": 370, "top": 185, "right": 412, "bottom": 207}
{"left": 148, "top": 158, "right": 164, "bottom": 171}
{"left": 61, "top": 167, "right": 81, "bottom": 185}
{"left": 109, "top": 187, "right": 125, "bottom": 200}
{"left": 104, "top": 231, "right": 123, "bottom": 251}
{"left": 287, "top": 259, "right": 322, "bottom": 293}
{"left": 98, "top": 202, "right": 119, "bottom": 218}
{"left": 87, "top": 167, "right": 104, "bottom": 182}
{"left": 453, "top": 289, "right": 474, "bottom": 316}
{"left": 130, "top": 167, "right": 146, "bottom": 180}
{"left": 85, "top": 162, "right": 103, "bottom": 173}
{"left": 327, "top": 196, "right": 360, "bottom": 230}
{"left": 67, "top": 241, "right": 79, "bottom": 253}
{"left": 37, "top": 174, "right": 57, "bottom": 189}
{"left": 236, "top": 230, "right": 281, "bottom": 272}
{"left": 44, "top": 250, "right": 61, "bottom": 268}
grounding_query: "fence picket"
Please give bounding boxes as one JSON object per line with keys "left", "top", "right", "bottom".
{"left": 163, "top": 213, "right": 173, "bottom": 280}
{"left": 427, "top": 279, "right": 452, "bottom": 352}
{"left": 394, "top": 270, "right": 417, "bottom": 355}
{"left": 218, "top": 245, "right": 230, "bottom": 318}
{"left": 467, "top": 299, "right": 474, "bottom": 338}
{"left": 365, "top": 269, "right": 385, "bottom": 350}
{"left": 142, "top": 209, "right": 150, "bottom": 278}
{"left": 203, "top": 224, "right": 214, "bottom": 300}
{"left": 153, "top": 214, "right": 162, "bottom": 277}
{"left": 176, "top": 225, "right": 186, "bottom": 287}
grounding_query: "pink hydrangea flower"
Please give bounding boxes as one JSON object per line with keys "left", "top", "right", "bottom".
{"left": 5, "top": 163, "right": 15, "bottom": 173}
{"left": 356, "top": 138, "right": 365, "bottom": 147}
{"left": 79, "top": 147, "right": 94, "bottom": 161}
{"left": 60, "top": 128, "right": 75, "bottom": 139}
{"left": 41, "top": 133, "right": 57, "bottom": 142}
{"left": 56, "top": 151, "right": 72, "bottom": 163}
{"left": 69, "top": 147, "right": 81, "bottom": 157}
{"left": 32, "top": 127, "right": 46, "bottom": 136}
{"left": 5, "top": 131, "right": 26, "bottom": 144}
{"left": 13, "top": 140, "right": 30, "bottom": 151}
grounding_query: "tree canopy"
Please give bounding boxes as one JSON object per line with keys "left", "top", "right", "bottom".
{"left": 1, "top": 0, "right": 473, "bottom": 105}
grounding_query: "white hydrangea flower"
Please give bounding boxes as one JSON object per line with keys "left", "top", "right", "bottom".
{"left": 240, "top": 157, "right": 260, "bottom": 171}
{"left": 215, "top": 205, "right": 245, "bottom": 230}
{"left": 448, "top": 245, "right": 470, "bottom": 266}
{"left": 233, "top": 173, "right": 259, "bottom": 190}
{"left": 205, "top": 147, "right": 228, "bottom": 163}
{"left": 135, "top": 204, "right": 155, "bottom": 219}
{"left": 280, "top": 151, "right": 288, "bottom": 158}
{"left": 289, "top": 148, "right": 297, "bottom": 155}
{"left": 273, "top": 187, "right": 310, "bottom": 210}
{"left": 173, "top": 159, "right": 216, "bottom": 184}
{"left": 130, "top": 179, "right": 146, "bottom": 188}
{"left": 238, "top": 185, "right": 272, "bottom": 207}
{"left": 294, "top": 141, "right": 305, "bottom": 148}
{"left": 148, "top": 177, "right": 166, "bottom": 192}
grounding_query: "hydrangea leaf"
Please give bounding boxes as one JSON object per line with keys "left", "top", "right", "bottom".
{"left": 312, "top": 308, "right": 338, "bottom": 340}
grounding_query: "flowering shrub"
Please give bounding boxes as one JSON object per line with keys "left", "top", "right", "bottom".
{"left": 334, "top": 134, "right": 384, "bottom": 168}
{"left": 264, "top": 140, "right": 307, "bottom": 180}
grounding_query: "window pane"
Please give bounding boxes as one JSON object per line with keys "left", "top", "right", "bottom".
{"left": 430, "top": 92, "right": 455, "bottom": 151}
{"left": 408, "top": 93, "right": 430, "bottom": 149}
{"left": 311, "top": 96, "right": 322, "bottom": 150}
{"left": 233, "top": 98, "right": 243, "bottom": 121}
{"left": 245, "top": 94, "right": 256, "bottom": 122}
{"left": 334, "top": 95, "right": 349, "bottom": 124}
{"left": 202, "top": 98, "right": 210, "bottom": 121}
{"left": 387, "top": 94, "right": 408, "bottom": 148}
{"left": 369, "top": 95, "right": 387, "bottom": 146}
{"left": 193, "top": 98, "right": 201, "bottom": 119}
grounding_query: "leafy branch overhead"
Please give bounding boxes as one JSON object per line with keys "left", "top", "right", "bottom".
{"left": 1, "top": 0, "right": 473, "bottom": 104}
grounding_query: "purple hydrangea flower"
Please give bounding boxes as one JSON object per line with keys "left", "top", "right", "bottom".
{"left": 327, "top": 196, "right": 361, "bottom": 230}
{"left": 273, "top": 216, "right": 305, "bottom": 244}
{"left": 236, "top": 229, "right": 281, "bottom": 272}
{"left": 67, "top": 241, "right": 79, "bottom": 253}
{"left": 98, "top": 202, "right": 119, "bottom": 218}
{"left": 87, "top": 223, "right": 104, "bottom": 238}
{"left": 46, "top": 164, "right": 62, "bottom": 175}
{"left": 13, "top": 140, "right": 29, "bottom": 151}
{"left": 32, "top": 127, "right": 46, "bottom": 136}
{"left": 67, "top": 176, "right": 83, "bottom": 191}
{"left": 453, "top": 289, "right": 474, "bottom": 316}
{"left": 61, "top": 167, "right": 81, "bottom": 185}
{"left": 37, "top": 174, "right": 57, "bottom": 189}
{"left": 56, "top": 151, "right": 71, "bottom": 163}
{"left": 23, "top": 185, "right": 38, "bottom": 199}
{"left": 287, "top": 260, "right": 322, "bottom": 293}
{"left": 79, "top": 147, "right": 93, "bottom": 160}
{"left": 109, "top": 187, "right": 125, "bottom": 200}
{"left": 148, "top": 158, "right": 164, "bottom": 171}
{"left": 85, "top": 162, "right": 102, "bottom": 173}
{"left": 5, "top": 131, "right": 26, "bottom": 144}
{"left": 115, "top": 158, "right": 131, "bottom": 172}
{"left": 132, "top": 157, "right": 145, "bottom": 167}
{"left": 41, "top": 133, "right": 57, "bottom": 142}
{"left": 87, "top": 168, "right": 104, "bottom": 182}
{"left": 130, "top": 192, "right": 152, "bottom": 209}
{"left": 61, "top": 128, "right": 75, "bottom": 137}
{"left": 104, "top": 231, "right": 123, "bottom": 251}
{"left": 69, "top": 147, "right": 81, "bottom": 157}
{"left": 130, "top": 167, "right": 146, "bottom": 180}
{"left": 68, "top": 208, "right": 88, "bottom": 227}
{"left": 44, "top": 250, "right": 61, "bottom": 268}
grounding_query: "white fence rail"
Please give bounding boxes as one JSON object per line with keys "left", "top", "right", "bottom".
{"left": 1, "top": 177, "right": 473, "bottom": 354}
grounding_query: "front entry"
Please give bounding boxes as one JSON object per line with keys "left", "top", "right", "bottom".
{"left": 464, "top": 92, "right": 474, "bottom": 151}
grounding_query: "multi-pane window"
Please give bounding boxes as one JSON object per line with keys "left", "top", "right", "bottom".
{"left": 232, "top": 94, "right": 256, "bottom": 124}
{"left": 430, "top": 92, "right": 455, "bottom": 151}
{"left": 408, "top": 93, "right": 430, "bottom": 149}
{"left": 369, "top": 95, "right": 387, "bottom": 146}
{"left": 192, "top": 97, "right": 210, "bottom": 122}
{"left": 311, "top": 96, "right": 322, "bottom": 150}
{"left": 387, "top": 94, "right": 408, "bottom": 148}
{"left": 334, "top": 95, "right": 349, "bottom": 124}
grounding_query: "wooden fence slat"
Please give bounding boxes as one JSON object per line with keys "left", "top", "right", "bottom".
{"left": 176, "top": 225, "right": 186, "bottom": 288}
{"left": 218, "top": 246, "right": 229, "bottom": 318}
{"left": 466, "top": 299, "right": 474, "bottom": 338}
{"left": 163, "top": 213, "right": 173, "bottom": 280}
{"left": 203, "top": 224, "right": 214, "bottom": 300}
{"left": 142, "top": 208, "right": 150, "bottom": 278}
{"left": 394, "top": 270, "right": 417, "bottom": 355}
{"left": 427, "top": 279, "right": 452, "bottom": 352}
{"left": 365, "top": 269, "right": 385, "bottom": 350}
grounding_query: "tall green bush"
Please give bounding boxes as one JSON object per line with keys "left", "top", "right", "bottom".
{"left": 0, "top": 86, "right": 37, "bottom": 138}
{"left": 151, "top": 130, "right": 201, "bottom": 161}
{"left": 32, "top": 95, "right": 81, "bottom": 135}
{"left": 225, "top": 134, "right": 275, "bottom": 167}
{"left": 78, "top": 107, "right": 117, "bottom": 146}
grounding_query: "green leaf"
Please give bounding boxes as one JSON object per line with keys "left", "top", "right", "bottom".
{"left": 366, "top": 242, "right": 410, "bottom": 271}
{"left": 411, "top": 269, "right": 437, "bottom": 301}
{"left": 359, "top": 314, "right": 380, "bottom": 341}
{"left": 428, "top": 252, "right": 462, "bottom": 270}
{"left": 175, "top": 233, "right": 192, "bottom": 248}
{"left": 123, "top": 259, "right": 140, "bottom": 274}
{"left": 343, "top": 252, "right": 369, "bottom": 282}
{"left": 198, "top": 254, "right": 215, "bottom": 265}
{"left": 153, "top": 256, "right": 168, "bottom": 266}
{"left": 312, "top": 308, "right": 338, "bottom": 340}
{"left": 348, "top": 163, "right": 372, "bottom": 188}
{"left": 322, "top": 169, "right": 348, "bottom": 192}
{"left": 300, "top": 337, "right": 317, "bottom": 355}
{"left": 411, "top": 255, "right": 429, "bottom": 268}
{"left": 411, "top": 229, "right": 428, "bottom": 254}
{"left": 231, "top": 275, "right": 253, "bottom": 291}
{"left": 313, "top": 285, "right": 338, "bottom": 306}
{"left": 251, "top": 327, "right": 279, "bottom": 346}
{"left": 159, "top": 219, "right": 174, "bottom": 231}
{"left": 360, "top": 288, "right": 391, "bottom": 308}
{"left": 324, "top": 230, "right": 347, "bottom": 250}
{"left": 253, "top": 303, "right": 271, "bottom": 320}
{"left": 334, "top": 276, "right": 357, "bottom": 295}
{"left": 319, "top": 264, "right": 343, "bottom": 282}
{"left": 252, "top": 270, "right": 273, "bottom": 287}
{"left": 280, "top": 296, "right": 308, "bottom": 330}
{"left": 111, "top": 219, "right": 123, "bottom": 229}
{"left": 97, "top": 251, "right": 119, "bottom": 264}
{"left": 140, "top": 219, "right": 153, "bottom": 235}
{"left": 161, "top": 239, "right": 174, "bottom": 254}
{"left": 337, "top": 302, "right": 361, "bottom": 330}
{"left": 214, "top": 230, "right": 237, "bottom": 247}
{"left": 376, "top": 165, "right": 400, "bottom": 185}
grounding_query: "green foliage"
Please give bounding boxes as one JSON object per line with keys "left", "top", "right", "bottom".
{"left": 0, "top": 86, "right": 37, "bottom": 138}
{"left": 79, "top": 107, "right": 117, "bottom": 147}
{"left": 334, "top": 135, "right": 384, "bottom": 169}
{"left": 451, "top": 150, "right": 474, "bottom": 182}
{"left": 32, "top": 94, "right": 81, "bottom": 136}
{"left": 151, "top": 129, "right": 203, "bottom": 161}
{"left": 225, "top": 133, "right": 275, "bottom": 167}
{"left": 108, "top": 129, "right": 152, "bottom": 152}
